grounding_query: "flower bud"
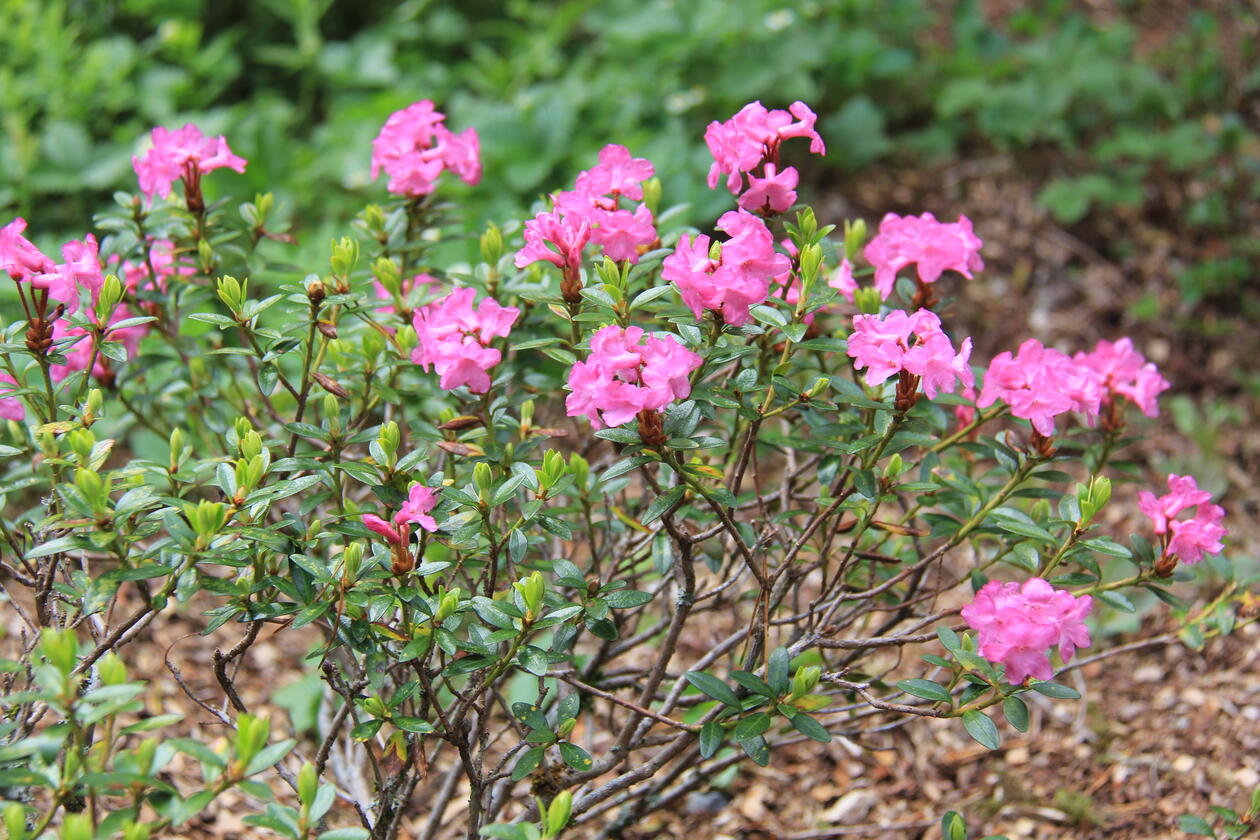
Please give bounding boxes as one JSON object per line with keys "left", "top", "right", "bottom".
{"left": 217, "top": 275, "right": 245, "bottom": 315}
{"left": 519, "top": 399, "right": 535, "bottom": 433}
{"left": 568, "top": 452, "right": 589, "bottom": 490}
{"left": 341, "top": 543, "right": 363, "bottom": 580}
{"left": 545, "top": 790, "right": 573, "bottom": 837}
{"left": 95, "top": 273, "right": 125, "bottom": 323}
{"left": 197, "top": 238, "right": 214, "bottom": 272}
{"left": 378, "top": 421, "right": 400, "bottom": 459}
{"left": 480, "top": 224, "right": 504, "bottom": 265}
{"left": 373, "top": 257, "right": 402, "bottom": 296}
{"left": 363, "top": 204, "right": 386, "bottom": 235}
{"left": 298, "top": 762, "right": 318, "bottom": 807}
{"left": 330, "top": 237, "right": 360, "bottom": 280}
{"left": 473, "top": 462, "right": 494, "bottom": 497}
{"left": 363, "top": 696, "right": 387, "bottom": 719}
{"left": 556, "top": 717, "right": 577, "bottom": 739}
{"left": 82, "top": 387, "right": 104, "bottom": 425}
{"left": 169, "top": 428, "right": 185, "bottom": 472}
{"left": 306, "top": 277, "right": 326, "bottom": 305}
{"left": 854, "top": 285, "right": 882, "bottom": 315}
{"left": 708, "top": 240, "right": 723, "bottom": 262}
{"left": 642, "top": 177, "right": 662, "bottom": 215}
{"left": 844, "top": 218, "right": 867, "bottom": 261}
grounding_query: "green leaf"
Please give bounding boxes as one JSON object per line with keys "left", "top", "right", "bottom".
{"left": 1029, "top": 681, "right": 1080, "bottom": 700}
{"left": 318, "top": 830, "right": 372, "bottom": 840}
{"left": 642, "top": 486, "right": 684, "bottom": 525}
{"left": 683, "top": 671, "right": 741, "bottom": 708}
{"left": 788, "top": 711, "right": 831, "bottom": 743}
{"left": 897, "top": 679, "right": 952, "bottom": 704}
{"left": 393, "top": 717, "right": 435, "bottom": 734}
{"left": 699, "top": 720, "right": 723, "bottom": 758}
{"left": 1096, "top": 590, "right": 1135, "bottom": 614}
{"left": 729, "top": 671, "right": 775, "bottom": 698}
{"left": 961, "top": 710, "right": 1000, "bottom": 750}
{"left": 350, "top": 720, "right": 383, "bottom": 741}
{"left": 734, "top": 713, "right": 770, "bottom": 741}
{"left": 738, "top": 735, "right": 770, "bottom": 766}
{"left": 1178, "top": 815, "right": 1214, "bottom": 835}
{"left": 767, "top": 647, "right": 790, "bottom": 695}
{"left": 558, "top": 742, "right": 593, "bottom": 770}
{"left": 1002, "top": 696, "right": 1030, "bottom": 732}
{"left": 511, "top": 746, "right": 544, "bottom": 781}
{"left": 602, "top": 590, "right": 653, "bottom": 609}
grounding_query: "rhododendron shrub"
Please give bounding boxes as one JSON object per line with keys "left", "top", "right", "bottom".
{"left": 0, "top": 102, "right": 1248, "bottom": 840}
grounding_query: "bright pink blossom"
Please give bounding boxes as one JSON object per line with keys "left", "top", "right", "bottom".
{"left": 847, "top": 309, "right": 973, "bottom": 398}
{"left": 705, "top": 101, "right": 825, "bottom": 196}
{"left": 0, "top": 373, "right": 24, "bottom": 421}
{"left": 663, "top": 209, "right": 789, "bottom": 326}
{"left": 566, "top": 325, "right": 701, "bottom": 429}
{"left": 363, "top": 484, "right": 441, "bottom": 547}
{"left": 374, "top": 273, "right": 439, "bottom": 316}
{"left": 410, "top": 287, "right": 519, "bottom": 393}
{"left": 1, "top": 218, "right": 56, "bottom": 281}
{"left": 1167, "top": 504, "right": 1227, "bottom": 565}
{"left": 115, "top": 240, "right": 193, "bottom": 295}
{"left": 976, "top": 339, "right": 1101, "bottom": 436}
{"left": 515, "top": 209, "right": 591, "bottom": 274}
{"left": 541, "top": 146, "right": 658, "bottom": 264}
{"left": 575, "top": 144, "right": 654, "bottom": 201}
{"left": 828, "top": 258, "right": 858, "bottom": 302}
{"left": 1138, "top": 473, "right": 1227, "bottom": 565}
{"left": 32, "top": 235, "right": 104, "bottom": 313}
{"left": 132, "top": 124, "right": 246, "bottom": 201}
{"left": 738, "top": 163, "right": 798, "bottom": 215}
{"left": 370, "top": 101, "right": 481, "bottom": 196}
{"left": 962, "top": 577, "right": 1093, "bottom": 684}
{"left": 1138, "top": 474, "right": 1212, "bottom": 535}
{"left": 1073, "top": 338, "right": 1169, "bottom": 418}
{"left": 50, "top": 306, "right": 149, "bottom": 383}
{"left": 863, "top": 213, "right": 984, "bottom": 299}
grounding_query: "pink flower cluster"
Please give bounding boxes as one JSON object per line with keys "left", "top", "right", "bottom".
{"left": 566, "top": 325, "right": 702, "bottom": 429}
{"left": 847, "top": 309, "right": 973, "bottom": 398}
{"left": 370, "top": 100, "right": 481, "bottom": 196}
{"left": 0, "top": 373, "right": 24, "bottom": 421}
{"left": 515, "top": 209, "right": 590, "bottom": 277}
{"left": 132, "top": 124, "right": 247, "bottom": 201}
{"left": 363, "top": 484, "right": 441, "bottom": 547}
{"left": 1139, "top": 474, "right": 1227, "bottom": 565}
{"left": 2, "top": 218, "right": 106, "bottom": 314}
{"left": 374, "top": 272, "right": 439, "bottom": 317}
{"left": 517, "top": 145, "right": 657, "bottom": 270}
{"left": 51, "top": 309, "right": 148, "bottom": 383}
{"left": 863, "top": 213, "right": 984, "bottom": 300}
{"left": 705, "top": 101, "right": 825, "bottom": 215}
{"left": 962, "top": 577, "right": 1093, "bottom": 684}
{"left": 410, "top": 287, "right": 519, "bottom": 393}
{"left": 977, "top": 339, "right": 1102, "bottom": 436}
{"left": 1073, "top": 338, "right": 1169, "bottom": 418}
{"left": 662, "top": 209, "right": 790, "bottom": 327}
{"left": 113, "top": 239, "right": 193, "bottom": 296}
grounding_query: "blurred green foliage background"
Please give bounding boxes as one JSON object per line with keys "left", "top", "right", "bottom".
{"left": 1, "top": 0, "right": 1257, "bottom": 319}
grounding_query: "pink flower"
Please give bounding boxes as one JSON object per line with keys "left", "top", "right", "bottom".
{"left": 863, "top": 213, "right": 984, "bottom": 299}
{"left": 410, "top": 287, "right": 519, "bottom": 393}
{"left": 397, "top": 484, "right": 440, "bottom": 533}
{"left": 588, "top": 205, "right": 657, "bottom": 263}
{"left": 50, "top": 305, "right": 149, "bottom": 382}
{"left": 370, "top": 101, "right": 481, "bottom": 196}
{"left": 566, "top": 325, "right": 702, "bottom": 429}
{"left": 32, "top": 235, "right": 104, "bottom": 313}
{"left": 738, "top": 163, "right": 799, "bottom": 215}
{"left": 1138, "top": 473, "right": 1227, "bottom": 565}
{"left": 827, "top": 258, "right": 858, "bottom": 302}
{"left": 1, "top": 218, "right": 56, "bottom": 281}
{"left": 575, "top": 144, "right": 654, "bottom": 201}
{"left": 847, "top": 309, "right": 972, "bottom": 398}
{"left": 515, "top": 208, "right": 591, "bottom": 274}
{"left": 373, "top": 273, "right": 439, "bottom": 316}
{"left": 962, "top": 577, "right": 1093, "bottom": 684}
{"left": 976, "top": 339, "right": 1101, "bottom": 436}
{"left": 705, "top": 101, "right": 826, "bottom": 196}
{"left": 132, "top": 124, "right": 247, "bottom": 201}
{"left": 1167, "top": 504, "right": 1227, "bottom": 565}
{"left": 363, "top": 484, "right": 442, "bottom": 547}
{"left": 1138, "top": 474, "right": 1211, "bottom": 535}
{"left": 663, "top": 209, "right": 789, "bottom": 327}
{"left": 1073, "top": 338, "right": 1169, "bottom": 418}
{"left": 0, "top": 373, "right": 24, "bottom": 421}
{"left": 538, "top": 147, "right": 658, "bottom": 265}
{"left": 115, "top": 239, "right": 194, "bottom": 295}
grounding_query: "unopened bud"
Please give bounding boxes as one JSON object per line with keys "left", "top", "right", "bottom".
{"left": 642, "top": 177, "right": 662, "bottom": 215}
{"left": 480, "top": 224, "right": 504, "bottom": 265}
{"left": 373, "top": 257, "right": 401, "bottom": 296}
{"left": 306, "top": 277, "right": 326, "bottom": 305}
{"left": 854, "top": 285, "right": 882, "bottom": 315}
{"left": 844, "top": 218, "right": 867, "bottom": 261}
